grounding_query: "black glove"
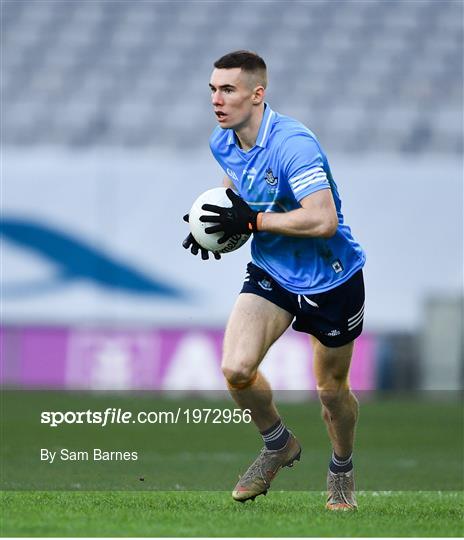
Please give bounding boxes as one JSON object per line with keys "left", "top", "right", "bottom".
{"left": 182, "top": 214, "right": 221, "bottom": 260}
{"left": 199, "top": 188, "right": 260, "bottom": 244}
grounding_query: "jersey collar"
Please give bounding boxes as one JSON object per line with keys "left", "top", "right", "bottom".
{"left": 226, "top": 103, "right": 275, "bottom": 149}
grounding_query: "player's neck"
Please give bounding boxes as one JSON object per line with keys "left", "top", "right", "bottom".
{"left": 235, "top": 104, "right": 265, "bottom": 152}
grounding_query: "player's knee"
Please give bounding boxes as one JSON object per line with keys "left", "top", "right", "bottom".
{"left": 222, "top": 363, "right": 257, "bottom": 388}
{"left": 317, "top": 376, "right": 350, "bottom": 409}
{"left": 318, "top": 389, "right": 345, "bottom": 410}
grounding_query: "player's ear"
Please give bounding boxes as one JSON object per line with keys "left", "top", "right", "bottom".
{"left": 252, "top": 85, "right": 265, "bottom": 105}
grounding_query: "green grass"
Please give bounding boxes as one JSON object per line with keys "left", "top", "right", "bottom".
{"left": 1, "top": 392, "right": 463, "bottom": 536}
{"left": 1, "top": 490, "right": 463, "bottom": 537}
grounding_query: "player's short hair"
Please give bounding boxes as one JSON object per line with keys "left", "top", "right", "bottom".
{"left": 214, "top": 50, "right": 267, "bottom": 88}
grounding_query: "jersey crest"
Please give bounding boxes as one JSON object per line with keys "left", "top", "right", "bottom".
{"left": 264, "top": 168, "right": 278, "bottom": 186}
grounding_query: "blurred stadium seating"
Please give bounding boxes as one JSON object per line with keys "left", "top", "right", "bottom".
{"left": 3, "top": 0, "right": 462, "bottom": 152}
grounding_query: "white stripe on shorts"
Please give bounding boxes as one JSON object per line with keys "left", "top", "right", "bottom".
{"left": 348, "top": 304, "right": 364, "bottom": 322}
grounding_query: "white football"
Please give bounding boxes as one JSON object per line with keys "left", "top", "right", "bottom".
{"left": 189, "top": 187, "right": 251, "bottom": 254}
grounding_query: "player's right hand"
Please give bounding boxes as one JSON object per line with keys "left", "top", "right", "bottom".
{"left": 182, "top": 214, "right": 221, "bottom": 260}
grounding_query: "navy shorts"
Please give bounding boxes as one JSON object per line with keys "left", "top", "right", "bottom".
{"left": 240, "top": 262, "right": 365, "bottom": 348}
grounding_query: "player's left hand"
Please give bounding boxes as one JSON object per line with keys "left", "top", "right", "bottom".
{"left": 200, "top": 188, "right": 261, "bottom": 243}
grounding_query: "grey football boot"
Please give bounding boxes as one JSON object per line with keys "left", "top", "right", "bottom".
{"left": 326, "top": 469, "right": 358, "bottom": 510}
{"left": 232, "top": 433, "right": 301, "bottom": 502}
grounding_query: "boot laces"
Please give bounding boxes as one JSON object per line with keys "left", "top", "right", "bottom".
{"left": 329, "top": 472, "right": 352, "bottom": 504}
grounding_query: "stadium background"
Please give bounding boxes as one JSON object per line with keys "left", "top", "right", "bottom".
{"left": 2, "top": 1, "right": 463, "bottom": 536}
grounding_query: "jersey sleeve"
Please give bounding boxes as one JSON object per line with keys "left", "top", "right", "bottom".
{"left": 281, "top": 133, "right": 330, "bottom": 201}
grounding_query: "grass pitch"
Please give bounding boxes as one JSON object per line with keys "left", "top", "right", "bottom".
{"left": 1, "top": 490, "right": 463, "bottom": 537}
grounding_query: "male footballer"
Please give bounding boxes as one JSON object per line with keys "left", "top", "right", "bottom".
{"left": 183, "top": 50, "right": 365, "bottom": 510}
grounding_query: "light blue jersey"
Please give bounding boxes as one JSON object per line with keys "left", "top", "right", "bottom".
{"left": 209, "top": 104, "right": 365, "bottom": 294}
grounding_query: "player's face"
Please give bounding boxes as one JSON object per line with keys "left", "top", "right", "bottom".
{"left": 209, "top": 68, "right": 258, "bottom": 130}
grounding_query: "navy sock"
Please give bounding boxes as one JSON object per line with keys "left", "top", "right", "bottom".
{"left": 329, "top": 451, "right": 353, "bottom": 473}
{"left": 261, "top": 419, "right": 290, "bottom": 451}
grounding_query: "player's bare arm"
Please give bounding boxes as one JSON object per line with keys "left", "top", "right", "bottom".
{"left": 259, "top": 189, "right": 338, "bottom": 238}
{"left": 199, "top": 187, "right": 338, "bottom": 241}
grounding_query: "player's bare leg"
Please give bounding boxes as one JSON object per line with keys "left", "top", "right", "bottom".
{"left": 226, "top": 370, "right": 279, "bottom": 430}
{"left": 222, "top": 293, "right": 301, "bottom": 501}
{"left": 312, "top": 337, "right": 359, "bottom": 510}
{"left": 222, "top": 294, "right": 291, "bottom": 429}
{"left": 312, "top": 338, "right": 358, "bottom": 456}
